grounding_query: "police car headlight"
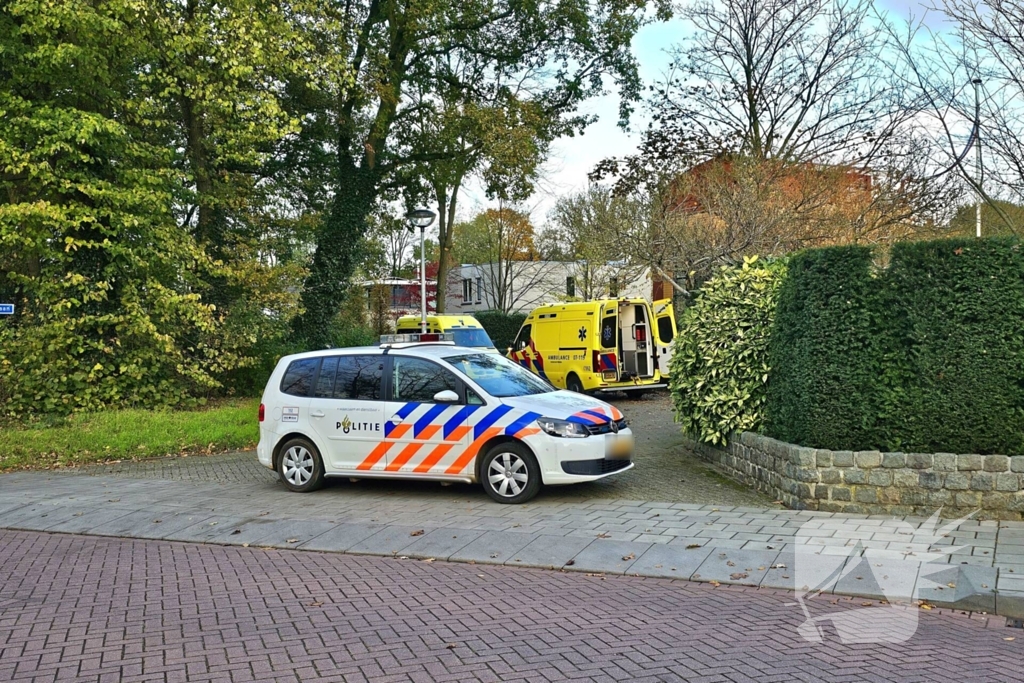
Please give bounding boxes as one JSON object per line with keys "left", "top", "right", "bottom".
{"left": 536, "top": 417, "right": 589, "bottom": 438}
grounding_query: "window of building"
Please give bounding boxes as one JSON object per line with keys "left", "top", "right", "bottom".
{"left": 462, "top": 278, "right": 473, "bottom": 302}
{"left": 475, "top": 277, "right": 482, "bottom": 303}
{"left": 566, "top": 276, "right": 576, "bottom": 298}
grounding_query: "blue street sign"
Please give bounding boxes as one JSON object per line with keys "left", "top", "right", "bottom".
{"left": 0, "top": 304, "right": 14, "bottom": 315}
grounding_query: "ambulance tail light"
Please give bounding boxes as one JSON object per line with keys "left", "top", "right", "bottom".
{"left": 258, "top": 403, "right": 265, "bottom": 422}
{"left": 592, "top": 350, "right": 601, "bottom": 372}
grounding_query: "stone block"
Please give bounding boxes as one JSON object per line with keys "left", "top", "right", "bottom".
{"left": 814, "top": 486, "right": 830, "bottom": 500}
{"left": 833, "top": 450, "right": 855, "bottom": 467}
{"left": 893, "top": 470, "right": 919, "bottom": 488}
{"left": 855, "top": 488, "right": 878, "bottom": 504}
{"left": 916, "top": 565, "right": 997, "bottom": 613}
{"left": 983, "top": 455, "right": 1010, "bottom": 472}
{"left": 796, "top": 483, "right": 814, "bottom": 499}
{"left": 958, "top": 454, "right": 984, "bottom": 471}
{"left": 831, "top": 486, "right": 852, "bottom": 502}
{"left": 996, "top": 473, "right": 1021, "bottom": 492}
{"left": 944, "top": 472, "right": 969, "bottom": 490}
{"left": 791, "top": 447, "right": 816, "bottom": 467}
{"left": 814, "top": 450, "right": 833, "bottom": 468}
{"left": 820, "top": 468, "right": 842, "bottom": 485}
{"left": 918, "top": 472, "right": 944, "bottom": 490}
{"left": 933, "top": 453, "right": 957, "bottom": 472}
{"left": 927, "top": 489, "right": 953, "bottom": 506}
{"left": 906, "top": 453, "right": 933, "bottom": 469}
{"left": 855, "top": 451, "right": 882, "bottom": 468}
{"left": 900, "top": 489, "right": 929, "bottom": 506}
{"left": 1011, "top": 456, "right": 1024, "bottom": 474}
{"left": 981, "top": 492, "right": 1012, "bottom": 510}
{"left": 867, "top": 470, "right": 892, "bottom": 487}
{"left": 793, "top": 467, "right": 820, "bottom": 483}
{"left": 970, "top": 471, "right": 994, "bottom": 491}
{"left": 819, "top": 501, "right": 846, "bottom": 512}
{"left": 881, "top": 452, "right": 906, "bottom": 468}
{"left": 843, "top": 469, "right": 867, "bottom": 485}
{"left": 955, "top": 491, "right": 981, "bottom": 508}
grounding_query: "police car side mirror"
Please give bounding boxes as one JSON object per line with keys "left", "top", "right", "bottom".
{"left": 433, "top": 390, "right": 459, "bottom": 403}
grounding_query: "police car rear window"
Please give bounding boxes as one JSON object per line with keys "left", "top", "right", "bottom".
{"left": 281, "top": 358, "right": 319, "bottom": 397}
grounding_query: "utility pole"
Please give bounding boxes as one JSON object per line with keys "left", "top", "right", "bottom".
{"left": 973, "top": 78, "right": 983, "bottom": 238}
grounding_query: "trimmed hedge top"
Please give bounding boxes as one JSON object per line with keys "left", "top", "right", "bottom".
{"left": 764, "top": 237, "right": 1024, "bottom": 455}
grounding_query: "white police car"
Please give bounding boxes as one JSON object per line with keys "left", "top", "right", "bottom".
{"left": 257, "top": 333, "right": 634, "bottom": 503}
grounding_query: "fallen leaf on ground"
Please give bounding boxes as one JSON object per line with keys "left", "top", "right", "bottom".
{"left": 947, "top": 582, "right": 956, "bottom": 588}
{"left": 730, "top": 573, "right": 748, "bottom": 580}
{"left": 308, "top": 600, "right": 323, "bottom": 607}
{"left": 861, "top": 602, "right": 873, "bottom": 607}
{"left": 726, "top": 561, "right": 735, "bottom": 567}
{"left": 1005, "top": 637, "right": 1015, "bottom": 642}
{"left": 231, "top": 529, "right": 241, "bottom": 535}
{"left": 622, "top": 553, "right": 635, "bottom": 561}
{"left": 286, "top": 538, "right": 298, "bottom": 543}
{"left": 565, "top": 559, "right": 575, "bottom": 566}
{"left": 709, "top": 580, "right": 721, "bottom": 587}
{"left": 410, "top": 529, "right": 425, "bottom": 536}
{"left": 920, "top": 604, "right": 933, "bottom": 610}
{"left": 490, "top": 553, "right": 499, "bottom": 558}
{"left": 597, "top": 533, "right": 610, "bottom": 538}
{"left": 686, "top": 544, "right": 702, "bottom": 549}
{"left": 771, "top": 563, "right": 787, "bottom": 569}
{"left": 242, "top": 543, "right": 250, "bottom": 548}
{"left": 423, "top": 558, "right": 435, "bottom": 563}
{"left": 446, "top": 643, "right": 457, "bottom": 649}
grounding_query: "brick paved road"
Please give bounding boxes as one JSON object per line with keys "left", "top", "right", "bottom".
{"left": 0, "top": 530, "right": 1020, "bottom": 683}
{"left": 54, "top": 393, "right": 776, "bottom": 508}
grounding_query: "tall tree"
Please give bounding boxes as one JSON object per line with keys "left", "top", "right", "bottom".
{"left": 293, "top": 0, "right": 669, "bottom": 348}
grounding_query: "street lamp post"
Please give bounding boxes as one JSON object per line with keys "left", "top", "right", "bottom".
{"left": 405, "top": 208, "right": 436, "bottom": 333}
{"left": 973, "top": 77, "right": 983, "bottom": 238}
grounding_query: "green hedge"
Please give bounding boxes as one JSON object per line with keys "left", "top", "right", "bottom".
{"left": 669, "top": 256, "right": 787, "bottom": 445}
{"left": 764, "top": 238, "right": 1024, "bottom": 455}
{"left": 473, "top": 310, "right": 528, "bottom": 352}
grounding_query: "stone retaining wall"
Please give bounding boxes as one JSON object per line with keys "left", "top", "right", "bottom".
{"left": 685, "top": 431, "right": 1024, "bottom": 520}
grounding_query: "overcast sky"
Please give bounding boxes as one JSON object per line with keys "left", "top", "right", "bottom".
{"left": 456, "top": 0, "right": 940, "bottom": 232}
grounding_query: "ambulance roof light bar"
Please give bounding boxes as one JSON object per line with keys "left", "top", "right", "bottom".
{"left": 379, "top": 332, "right": 456, "bottom": 347}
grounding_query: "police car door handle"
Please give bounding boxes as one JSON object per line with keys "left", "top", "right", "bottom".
{"left": 310, "top": 410, "right": 325, "bottom": 418}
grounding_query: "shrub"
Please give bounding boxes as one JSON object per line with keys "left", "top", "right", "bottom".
{"left": 473, "top": 310, "right": 528, "bottom": 351}
{"left": 764, "top": 237, "right": 1024, "bottom": 455}
{"left": 669, "top": 256, "right": 787, "bottom": 445}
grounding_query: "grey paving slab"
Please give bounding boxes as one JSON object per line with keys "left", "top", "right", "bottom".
{"left": 447, "top": 530, "right": 539, "bottom": 565}
{"left": 213, "top": 518, "right": 338, "bottom": 548}
{"left": 347, "top": 525, "right": 429, "bottom": 555}
{"left": 128, "top": 511, "right": 216, "bottom": 539}
{"left": 996, "top": 588, "right": 1024, "bottom": 619}
{"left": 758, "top": 551, "right": 850, "bottom": 593}
{"left": 629, "top": 543, "right": 714, "bottom": 580}
{"left": 295, "top": 523, "right": 385, "bottom": 552}
{"left": 46, "top": 506, "right": 141, "bottom": 535}
{"left": 564, "top": 539, "right": 652, "bottom": 575}
{"left": 162, "top": 515, "right": 255, "bottom": 543}
{"left": 833, "top": 556, "right": 921, "bottom": 602}
{"left": 506, "top": 534, "right": 596, "bottom": 569}
{"left": 0, "top": 503, "right": 95, "bottom": 532}
{"left": 87, "top": 509, "right": 174, "bottom": 538}
{"left": 692, "top": 548, "right": 779, "bottom": 587}
{"left": 398, "top": 528, "right": 484, "bottom": 560}
{"left": 916, "top": 564, "right": 997, "bottom": 613}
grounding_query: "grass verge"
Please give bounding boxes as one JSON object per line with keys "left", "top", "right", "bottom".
{"left": 0, "top": 398, "right": 259, "bottom": 472}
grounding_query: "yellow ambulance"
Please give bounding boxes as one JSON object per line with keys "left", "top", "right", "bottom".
{"left": 508, "top": 298, "right": 676, "bottom": 394}
{"left": 395, "top": 314, "right": 498, "bottom": 353}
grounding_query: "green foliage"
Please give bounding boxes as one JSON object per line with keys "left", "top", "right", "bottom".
{"left": 669, "top": 256, "right": 787, "bottom": 445}
{"left": 0, "top": 399, "right": 258, "bottom": 471}
{"left": 473, "top": 310, "right": 528, "bottom": 352}
{"left": 764, "top": 238, "right": 1024, "bottom": 455}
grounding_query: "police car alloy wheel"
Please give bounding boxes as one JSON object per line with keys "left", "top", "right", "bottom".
{"left": 480, "top": 442, "right": 540, "bottom": 504}
{"left": 277, "top": 437, "right": 325, "bottom": 493}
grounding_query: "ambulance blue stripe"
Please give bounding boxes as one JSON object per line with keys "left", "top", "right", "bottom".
{"left": 385, "top": 402, "right": 420, "bottom": 437}
{"left": 580, "top": 409, "right": 610, "bottom": 423}
{"left": 442, "top": 405, "right": 480, "bottom": 438}
{"left": 503, "top": 412, "right": 541, "bottom": 436}
{"left": 474, "top": 404, "right": 514, "bottom": 439}
{"left": 415, "top": 404, "right": 448, "bottom": 437}
{"left": 531, "top": 358, "right": 549, "bottom": 381}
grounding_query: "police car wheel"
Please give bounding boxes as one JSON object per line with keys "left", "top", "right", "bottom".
{"left": 566, "top": 373, "right": 585, "bottom": 394}
{"left": 277, "top": 438, "right": 325, "bottom": 493}
{"left": 480, "top": 443, "right": 540, "bottom": 504}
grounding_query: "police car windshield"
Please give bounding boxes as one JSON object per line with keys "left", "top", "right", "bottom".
{"left": 450, "top": 328, "right": 494, "bottom": 348}
{"left": 444, "top": 353, "right": 553, "bottom": 397}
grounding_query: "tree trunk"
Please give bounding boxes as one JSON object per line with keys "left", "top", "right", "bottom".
{"left": 297, "top": 163, "right": 379, "bottom": 348}
{"left": 432, "top": 179, "right": 460, "bottom": 314}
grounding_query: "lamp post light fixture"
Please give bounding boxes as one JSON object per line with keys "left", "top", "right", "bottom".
{"left": 405, "top": 208, "right": 436, "bottom": 333}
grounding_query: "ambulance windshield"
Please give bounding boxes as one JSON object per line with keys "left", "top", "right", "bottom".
{"left": 444, "top": 353, "right": 553, "bottom": 397}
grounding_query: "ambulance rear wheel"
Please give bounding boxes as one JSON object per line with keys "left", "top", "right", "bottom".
{"left": 566, "top": 373, "right": 585, "bottom": 394}
{"left": 481, "top": 443, "right": 540, "bottom": 504}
